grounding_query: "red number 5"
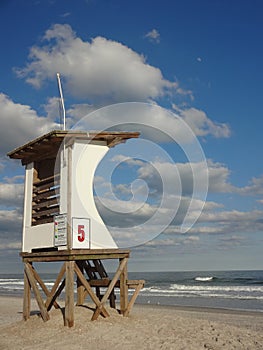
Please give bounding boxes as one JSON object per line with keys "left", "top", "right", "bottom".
{"left": 78, "top": 225, "right": 85, "bottom": 242}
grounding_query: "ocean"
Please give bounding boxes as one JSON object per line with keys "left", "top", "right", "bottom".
{"left": 1, "top": 270, "right": 263, "bottom": 312}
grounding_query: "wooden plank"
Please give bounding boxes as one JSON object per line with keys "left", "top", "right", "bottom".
{"left": 89, "top": 278, "right": 111, "bottom": 287}
{"left": 24, "top": 263, "right": 50, "bottom": 322}
{"left": 33, "top": 173, "right": 60, "bottom": 187}
{"left": 33, "top": 186, "right": 54, "bottom": 196}
{"left": 126, "top": 280, "right": 145, "bottom": 288}
{"left": 124, "top": 282, "right": 144, "bottom": 317}
{"left": 47, "top": 279, "right": 65, "bottom": 312}
{"left": 22, "top": 253, "right": 130, "bottom": 263}
{"left": 20, "top": 249, "right": 130, "bottom": 262}
{"left": 108, "top": 137, "right": 123, "bottom": 148}
{"left": 83, "top": 261, "right": 98, "bottom": 279}
{"left": 45, "top": 263, "right": 66, "bottom": 311}
{"left": 91, "top": 257, "right": 128, "bottom": 321}
{"left": 33, "top": 189, "right": 57, "bottom": 201}
{"left": 120, "top": 258, "right": 128, "bottom": 315}
{"left": 23, "top": 266, "right": 31, "bottom": 321}
{"left": 21, "top": 248, "right": 130, "bottom": 257}
{"left": 65, "top": 261, "right": 75, "bottom": 327}
{"left": 8, "top": 130, "right": 140, "bottom": 165}
{"left": 32, "top": 205, "right": 59, "bottom": 218}
{"left": 22, "top": 150, "right": 58, "bottom": 166}
{"left": 32, "top": 197, "right": 59, "bottom": 210}
{"left": 74, "top": 262, "right": 109, "bottom": 319}
{"left": 32, "top": 216, "right": 54, "bottom": 226}
{"left": 76, "top": 261, "right": 85, "bottom": 306}
{"left": 33, "top": 180, "right": 58, "bottom": 192}
{"left": 31, "top": 266, "right": 60, "bottom": 309}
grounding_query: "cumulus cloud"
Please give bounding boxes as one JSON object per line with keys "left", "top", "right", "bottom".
{"left": 0, "top": 93, "right": 57, "bottom": 155}
{"left": 94, "top": 156, "right": 225, "bottom": 235}
{"left": 0, "top": 209, "right": 22, "bottom": 253}
{"left": 111, "top": 156, "right": 233, "bottom": 195}
{"left": 144, "top": 29, "right": 161, "bottom": 43}
{"left": 163, "top": 206, "right": 263, "bottom": 236}
{"left": 16, "top": 24, "right": 177, "bottom": 103}
{"left": 0, "top": 209, "right": 22, "bottom": 235}
{"left": 0, "top": 161, "right": 5, "bottom": 173}
{"left": 172, "top": 104, "right": 231, "bottom": 138}
{"left": 14, "top": 23, "right": 230, "bottom": 143}
{"left": 0, "top": 181, "right": 24, "bottom": 208}
{"left": 93, "top": 149, "right": 263, "bottom": 244}
{"left": 238, "top": 175, "right": 263, "bottom": 196}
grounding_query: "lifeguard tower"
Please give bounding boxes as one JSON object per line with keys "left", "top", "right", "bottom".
{"left": 8, "top": 130, "right": 144, "bottom": 327}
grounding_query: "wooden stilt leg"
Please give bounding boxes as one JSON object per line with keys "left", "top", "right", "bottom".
{"left": 45, "top": 263, "right": 66, "bottom": 311}
{"left": 120, "top": 258, "right": 128, "bottom": 315}
{"left": 23, "top": 264, "right": 31, "bottom": 321}
{"left": 76, "top": 261, "right": 85, "bottom": 306}
{"left": 24, "top": 263, "right": 50, "bottom": 322}
{"left": 109, "top": 290, "right": 116, "bottom": 308}
{"left": 74, "top": 262, "right": 109, "bottom": 320}
{"left": 124, "top": 282, "right": 144, "bottom": 316}
{"left": 65, "top": 261, "right": 75, "bottom": 327}
{"left": 91, "top": 258, "right": 128, "bottom": 321}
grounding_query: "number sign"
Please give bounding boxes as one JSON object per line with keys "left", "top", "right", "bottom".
{"left": 72, "top": 218, "right": 90, "bottom": 248}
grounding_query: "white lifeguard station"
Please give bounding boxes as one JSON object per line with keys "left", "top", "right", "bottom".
{"left": 8, "top": 130, "right": 144, "bottom": 327}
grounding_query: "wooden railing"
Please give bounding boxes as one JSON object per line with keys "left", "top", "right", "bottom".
{"left": 32, "top": 174, "right": 60, "bottom": 226}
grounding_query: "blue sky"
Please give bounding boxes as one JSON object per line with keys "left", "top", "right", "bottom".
{"left": 0, "top": 0, "right": 263, "bottom": 273}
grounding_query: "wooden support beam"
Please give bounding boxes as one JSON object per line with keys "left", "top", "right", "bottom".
{"left": 20, "top": 249, "right": 130, "bottom": 262}
{"left": 65, "top": 261, "right": 75, "bottom": 327}
{"left": 31, "top": 266, "right": 60, "bottom": 310}
{"left": 76, "top": 261, "right": 85, "bottom": 306}
{"left": 120, "top": 258, "right": 128, "bottom": 315}
{"left": 23, "top": 265, "right": 31, "bottom": 321}
{"left": 124, "top": 282, "right": 144, "bottom": 317}
{"left": 45, "top": 263, "right": 66, "bottom": 311}
{"left": 24, "top": 263, "right": 50, "bottom": 322}
{"left": 74, "top": 262, "right": 110, "bottom": 319}
{"left": 91, "top": 257, "right": 128, "bottom": 321}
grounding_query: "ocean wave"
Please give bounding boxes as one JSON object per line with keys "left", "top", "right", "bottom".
{"left": 139, "top": 283, "right": 263, "bottom": 301}
{"left": 170, "top": 284, "right": 263, "bottom": 292}
{"left": 194, "top": 276, "right": 214, "bottom": 282}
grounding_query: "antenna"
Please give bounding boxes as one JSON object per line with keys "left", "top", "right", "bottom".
{"left": 56, "top": 73, "right": 66, "bottom": 130}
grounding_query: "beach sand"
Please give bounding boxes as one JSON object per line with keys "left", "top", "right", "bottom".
{"left": 0, "top": 296, "right": 263, "bottom": 349}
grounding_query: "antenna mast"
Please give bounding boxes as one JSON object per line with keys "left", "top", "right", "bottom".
{"left": 56, "top": 73, "right": 66, "bottom": 130}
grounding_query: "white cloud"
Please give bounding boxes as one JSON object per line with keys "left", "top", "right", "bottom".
{"left": 0, "top": 93, "right": 57, "bottom": 155}
{"left": 238, "top": 175, "right": 263, "bottom": 196}
{"left": 144, "top": 29, "right": 160, "bottom": 43}
{"left": 172, "top": 104, "right": 231, "bottom": 138}
{"left": 117, "top": 157, "right": 233, "bottom": 195}
{"left": 0, "top": 240, "right": 21, "bottom": 250}
{"left": 60, "top": 12, "right": 71, "bottom": 18}
{"left": 16, "top": 24, "right": 177, "bottom": 103}
{"left": 192, "top": 207, "right": 263, "bottom": 236}
{"left": 0, "top": 160, "right": 5, "bottom": 173}
{"left": 0, "top": 209, "right": 22, "bottom": 234}
{"left": 94, "top": 150, "right": 263, "bottom": 242}
{"left": 0, "top": 181, "right": 24, "bottom": 208}
{"left": 206, "top": 160, "right": 235, "bottom": 193}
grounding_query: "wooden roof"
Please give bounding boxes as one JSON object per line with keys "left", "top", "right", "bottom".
{"left": 7, "top": 130, "right": 140, "bottom": 165}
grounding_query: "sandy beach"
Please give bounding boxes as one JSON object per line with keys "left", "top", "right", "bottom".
{"left": 0, "top": 296, "right": 263, "bottom": 349}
